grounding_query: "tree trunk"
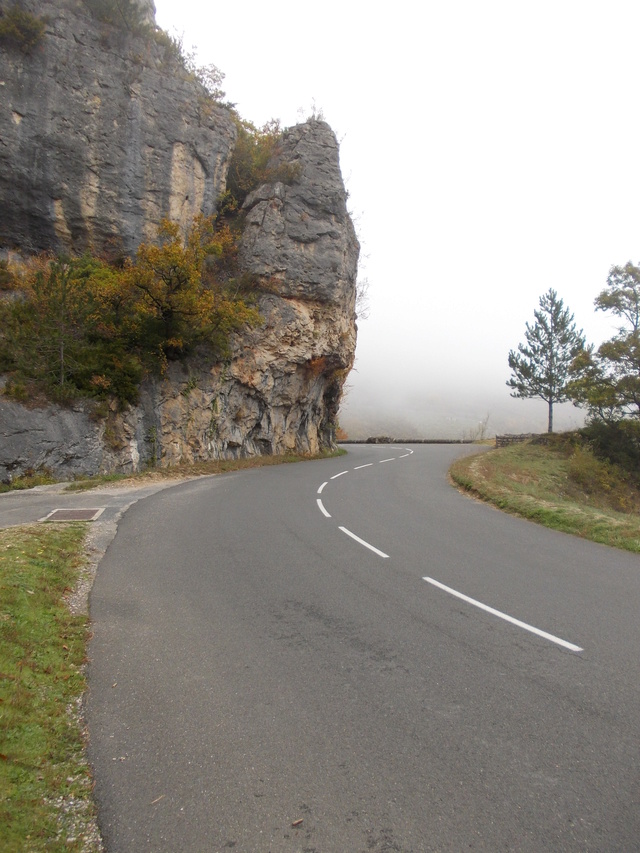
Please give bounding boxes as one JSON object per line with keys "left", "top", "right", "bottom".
{"left": 548, "top": 400, "right": 553, "bottom": 433}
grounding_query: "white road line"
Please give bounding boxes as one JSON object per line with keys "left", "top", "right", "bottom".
{"left": 423, "top": 577, "right": 583, "bottom": 652}
{"left": 339, "top": 527, "right": 389, "bottom": 558}
{"left": 379, "top": 458, "right": 396, "bottom": 463}
{"left": 317, "top": 499, "right": 331, "bottom": 518}
{"left": 331, "top": 471, "right": 348, "bottom": 480}
{"left": 399, "top": 453, "right": 412, "bottom": 458}
{"left": 317, "top": 482, "right": 327, "bottom": 494}
{"left": 354, "top": 463, "right": 374, "bottom": 470}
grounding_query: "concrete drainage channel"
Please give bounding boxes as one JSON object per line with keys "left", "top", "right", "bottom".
{"left": 40, "top": 508, "right": 106, "bottom": 522}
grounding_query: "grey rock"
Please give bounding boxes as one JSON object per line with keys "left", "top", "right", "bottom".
{"left": 0, "top": 397, "right": 105, "bottom": 482}
{"left": 0, "top": 0, "right": 235, "bottom": 256}
{"left": 0, "top": 6, "right": 358, "bottom": 479}
{"left": 240, "top": 120, "right": 359, "bottom": 307}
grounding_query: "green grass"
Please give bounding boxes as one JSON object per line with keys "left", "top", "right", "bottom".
{"left": 0, "top": 524, "right": 99, "bottom": 851}
{"left": 0, "top": 471, "right": 57, "bottom": 494}
{"left": 0, "top": 447, "right": 348, "bottom": 849}
{"left": 451, "top": 439, "right": 640, "bottom": 552}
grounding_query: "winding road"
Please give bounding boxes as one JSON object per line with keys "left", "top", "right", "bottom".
{"left": 86, "top": 444, "right": 640, "bottom": 851}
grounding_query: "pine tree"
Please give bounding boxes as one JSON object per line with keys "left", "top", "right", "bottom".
{"left": 507, "top": 289, "right": 585, "bottom": 433}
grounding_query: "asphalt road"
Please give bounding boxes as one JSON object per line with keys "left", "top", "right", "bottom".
{"left": 86, "top": 444, "right": 640, "bottom": 852}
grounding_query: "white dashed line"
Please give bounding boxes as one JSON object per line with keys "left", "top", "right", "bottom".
{"left": 423, "top": 577, "right": 583, "bottom": 652}
{"left": 315, "top": 448, "right": 414, "bottom": 554}
{"left": 317, "top": 499, "right": 331, "bottom": 518}
{"left": 339, "top": 527, "right": 389, "bottom": 558}
{"left": 399, "top": 453, "right": 412, "bottom": 458}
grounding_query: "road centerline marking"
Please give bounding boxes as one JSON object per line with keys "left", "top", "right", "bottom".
{"left": 379, "top": 458, "right": 395, "bottom": 463}
{"left": 331, "top": 471, "right": 348, "bottom": 480}
{"left": 423, "top": 577, "right": 583, "bottom": 652}
{"left": 339, "top": 527, "right": 389, "bottom": 559}
{"left": 317, "top": 499, "right": 331, "bottom": 518}
{"left": 354, "top": 463, "right": 374, "bottom": 470}
{"left": 317, "top": 481, "right": 327, "bottom": 494}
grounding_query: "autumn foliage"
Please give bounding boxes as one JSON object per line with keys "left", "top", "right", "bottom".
{"left": 0, "top": 217, "right": 260, "bottom": 406}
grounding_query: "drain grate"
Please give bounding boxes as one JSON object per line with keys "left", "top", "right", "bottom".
{"left": 41, "top": 508, "right": 105, "bottom": 522}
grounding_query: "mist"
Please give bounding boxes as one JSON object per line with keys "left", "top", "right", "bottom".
{"left": 151, "top": 0, "right": 640, "bottom": 442}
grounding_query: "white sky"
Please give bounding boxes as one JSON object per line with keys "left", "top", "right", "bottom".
{"left": 154, "top": 0, "right": 640, "bottom": 437}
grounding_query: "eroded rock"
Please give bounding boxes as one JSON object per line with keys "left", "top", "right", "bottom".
{"left": 0, "top": 5, "right": 358, "bottom": 479}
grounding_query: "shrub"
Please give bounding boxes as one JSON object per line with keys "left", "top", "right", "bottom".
{"left": 0, "top": 5, "right": 45, "bottom": 53}
{"left": 580, "top": 419, "right": 640, "bottom": 479}
{"left": 0, "top": 218, "right": 261, "bottom": 407}
{"left": 82, "top": 0, "right": 149, "bottom": 34}
{"left": 225, "top": 119, "right": 301, "bottom": 210}
{"left": 0, "top": 260, "right": 16, "bottom": 291}
{"left": 568, "top": 447, "right": 617, "bottom": 493}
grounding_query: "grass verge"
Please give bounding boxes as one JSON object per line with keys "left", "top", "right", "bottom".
{"left": 450, "top": 439, "right": 640, "bottom": 553}
{"left": 0, "top": 471, "right": 57, "bottom": 494}
{"left": 0, "top": 523, "right": 100, "bottom": 852}
{"left": 63, "top": 448, "right": 346, "bottom": 491}
{"left": 0, "top": 449, "right": 346, "bottom": 494}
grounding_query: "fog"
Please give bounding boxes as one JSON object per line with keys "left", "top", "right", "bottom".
{"left": 154, "top": 0, "right": 640, "bottom": 438}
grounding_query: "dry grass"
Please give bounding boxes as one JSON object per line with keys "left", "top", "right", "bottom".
{"left": 451, "top": 440, "right": 640, "bottom": 552}
{"left": 55, "top": 448, "right": 344, "bottom": 492}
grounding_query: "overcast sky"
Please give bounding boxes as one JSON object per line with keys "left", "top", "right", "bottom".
{"left": 154, "top": 0, "right": 640, "bottom": 437}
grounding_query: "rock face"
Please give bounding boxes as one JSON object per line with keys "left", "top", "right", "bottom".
{"left": 0, "top": 4, "right": 358, "bottom": 480}
{"left": 0, "top": 0, "right": 235, "bottom": 256}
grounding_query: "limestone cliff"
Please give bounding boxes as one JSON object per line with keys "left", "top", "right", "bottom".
{"left": 0, "top": 2, "right": 358, "bottom": 479}
{"left": 0, "top": 0, "right": 235, "bottom": 255}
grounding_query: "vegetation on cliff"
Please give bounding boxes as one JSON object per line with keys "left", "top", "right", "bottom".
{"left": 0, "top": 216, "right": 261, "bottom": 406}
{"left": 0, "top": 3, "right": 46, "bottom": 53}
{"left": 0, "top": 0, "right": 307, "bottom": 411}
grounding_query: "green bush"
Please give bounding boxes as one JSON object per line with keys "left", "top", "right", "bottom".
{"left": 0, "top": 218, "right": 260, "bottom": 408}
{"left": 580, "top": 419, "right": 640, "bottom": 479}
{"left": 82, "top": 0, "right": 149, "bottom": 34}
{"left": 568, "top": 447, "right": 617, "bottom": 493}
{"left": 224, "top": 119, "right": 301, "bottom": 210}
{"left": 0, "top": 259, "right": 16, "bottom": 291}
{"left": 0, "top": 5, "right": 45, "bottom": 53}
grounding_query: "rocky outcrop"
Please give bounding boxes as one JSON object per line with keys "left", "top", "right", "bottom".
{"left": 0, "top": 0, "right": 235, "bottom": 256}
{"left": 0, "top": 4, "right": 358, "bottom": 480}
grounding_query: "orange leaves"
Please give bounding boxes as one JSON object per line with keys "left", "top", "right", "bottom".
{"left": 122, "top": 215, "right": 260, "bottom": 364}
{"left": 1, "top": 215, "right": 261, "bottom": 402}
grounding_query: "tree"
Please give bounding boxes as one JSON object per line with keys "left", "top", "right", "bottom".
{"left": 0, "top": 255, "right": 143, "bottom": 404}
{"left": 569, "top": 262, "right": 640, "bottom": 421}
{"left": 507, "top": 288, "right": 586, "bottom": 432}
{"left": 123, "top": 216, "right": 260, "bottom": 369}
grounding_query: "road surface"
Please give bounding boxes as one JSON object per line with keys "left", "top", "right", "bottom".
{"left": 86, "top": 444, "right": 640, "bottom": 851}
